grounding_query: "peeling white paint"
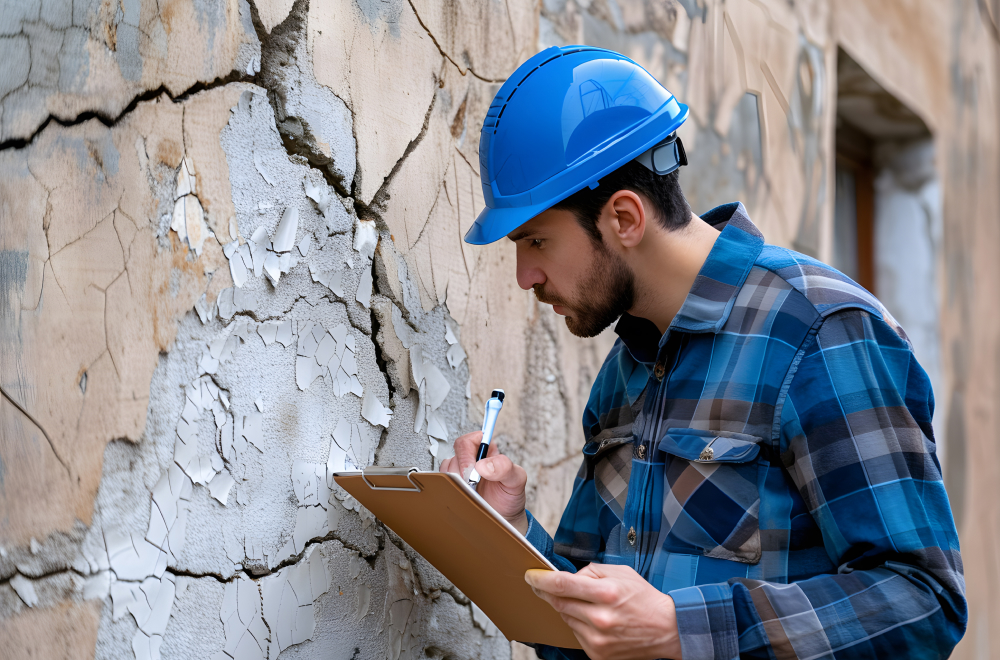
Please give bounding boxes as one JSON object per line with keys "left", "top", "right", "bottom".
{"left": 261, "top": 546, "right": 330, "bottom": 655}
{"left": 10, "top": 574, "right": 38, "bottom": 607}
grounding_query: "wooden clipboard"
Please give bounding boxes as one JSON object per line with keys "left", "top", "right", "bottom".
{"left": 333, "top": 467, "right": 581, "bottom": 649}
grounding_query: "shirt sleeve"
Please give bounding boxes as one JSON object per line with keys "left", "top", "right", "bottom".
{"left": 524, "top": 509, "right": 580, "bottom": 574}
{"left": 669, "top": 309, "right": 967, "bottom": 660}
{"left": 523, "top": 511, "right": 591, "bottom": 660}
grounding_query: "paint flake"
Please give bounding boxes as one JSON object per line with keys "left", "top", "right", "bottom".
{"left": 391, "top": 304, "right": 416, "bottom": 349}
{"left": 169, "top": 192, "right": 212, "bottom": 257}
{"left": 195, "top": 293, "right": 214, "bottom": 324}
{"left": 275, "top": 320, "right": 294, "bottom": 347}
{"left": 230, "top": 246, "right": 249, "bottom": 288}
{"left": 291, "top": 506, "right": 328, "bottom": 554}
{"left": 409, "top": 345, "right": 425, "bottom": 388}
{"left": 254, "top": 149, "right": 276, "bottom": 186}
{"left": 413, "top": 381, "right": 426, "bottom": 434}
{"left": 217, "top": 288, "right": 236, "bottom": 320}
{"left": 296, "top": 355, "right": 322, "bottom": 391}
{"left": 273, "top": 206, "right": 298, "bottom": 253}
{"left": 315, "top": 333, "right": 336, "bottom": 366}
{"left": 257, "top": 321, "right": 279, "bottom": 345}
{"left": 292, "top": 461, "right": 330, "bottom": 508}
{"left": 426, "top": 410, "right": 448, "bottom": 441}
{"left": 422, "top": 362, "right": 451, "bottom": 410}
{"left": 219, "top": 575, "right": 268, "bottom": 660}
{"left": 185, "top": 455, "right": 217, "bottom": 486}
{"left": 361, "top": 391, "right": 392, "bottom": 428}
{"left": 349, "top": 375, "right": 364, "bottom": 397}
{"left": 132, "top": 574, "right": 176, "bottom": 636}
{"left": 303, "top": 177, "right": 332, "bottom": 218}
{"left": 353, "top": 218, "right": 378, "bottom": 260}
{"left": 356, "top": 267, "right": 373, "bottom": 308}
{"left": 263, "top": 252, "right": 281, "bottom": 286}
{"left": 83, "top": 570, "right": 112, "bottom": 601}
{"left": 109, "top": 532, "right": 168, "bottom": 582}
{"left": 175, "top": 158, "right": 196, "bottom": 198}
{"left": 10, "top": 574, "right": 38, "bottom": 607}
{"left": 261, "top": 546, "right": 330, "bottom": 655}
{"left": 471, "top": 602, "right": 497, "bottom": 636}
{"left": 446, "top": 342, "right": 467, "bottom": 369}
{"left": 298, "top": 323, "right": 319, "bottom": 358}
{"left": 111, "top": 580, "right": 137, "bottom": 621}
{"left": 209, "top": 471, "right": 235, "bottom": 505}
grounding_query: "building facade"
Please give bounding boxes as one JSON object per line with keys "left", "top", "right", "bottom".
{"left": 1, "top": 0, "right": 997, "bottom": 658}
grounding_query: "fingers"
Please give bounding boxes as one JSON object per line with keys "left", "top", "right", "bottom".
{"left": 452, "top": 431, "right": 483, "bottom": 475}
{"left": 439, "top": 455, "right": 458, "bottom": 475}
{"left": 531, "top": 586, "right": 616, "bottom": 634}
{"left": 474, "top": 454, "right": 527, "bottom": 492}
{"left": 525, "top": 569, "right": 617, "bottom": 605}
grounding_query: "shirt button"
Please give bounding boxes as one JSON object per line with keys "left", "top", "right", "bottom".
{"left": 628, "top": 527, "right": 636, "bottom": 546}
{"left": 653, "top": 363, "right": 666, "bottom": 380}
{"left": 637, "top": 445, "right": 646, "bottom": 460}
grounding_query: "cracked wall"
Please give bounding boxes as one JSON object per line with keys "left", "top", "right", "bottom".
{"left": 2, "top": 0, "right": 999, "bottom": 659}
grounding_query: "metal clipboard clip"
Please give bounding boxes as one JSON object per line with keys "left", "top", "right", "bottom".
{"left": 360, "top": 466, "right": 423, "bottom": 492}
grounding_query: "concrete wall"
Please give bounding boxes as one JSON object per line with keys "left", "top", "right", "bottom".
{"left": 1, "top": 1, "right": 998, "bottom": 659}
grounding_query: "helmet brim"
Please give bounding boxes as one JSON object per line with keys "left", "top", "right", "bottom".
{"left": 463, "top": 198, "right": 560, "bottom": 245}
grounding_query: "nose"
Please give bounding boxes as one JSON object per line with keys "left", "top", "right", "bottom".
{"left": 515, "top": 248, "right": 546, "bottom": 291}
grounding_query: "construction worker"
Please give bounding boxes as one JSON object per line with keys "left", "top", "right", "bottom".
{"left": 441, "top": 46, "right": 965, "bottom": 659}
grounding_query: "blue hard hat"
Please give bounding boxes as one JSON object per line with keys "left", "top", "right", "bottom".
{"left": 465, "top": 45, "right": 690, "bottom": 245}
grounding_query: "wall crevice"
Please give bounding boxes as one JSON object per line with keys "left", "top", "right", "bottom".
{"left": 0, "top": 69, "right": 256, "bottom": 153}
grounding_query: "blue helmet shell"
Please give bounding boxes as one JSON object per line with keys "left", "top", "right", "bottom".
{"left": 465, "top": 45, "right": 690, "bottom": 245}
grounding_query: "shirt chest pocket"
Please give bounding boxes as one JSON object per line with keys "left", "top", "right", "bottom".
{"left": 657, "top": 428, "right": 764, "bottom": 564}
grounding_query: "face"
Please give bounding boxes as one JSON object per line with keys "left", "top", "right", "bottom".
{"left": 509, "top": 209, "right": 635, "bottom": 338}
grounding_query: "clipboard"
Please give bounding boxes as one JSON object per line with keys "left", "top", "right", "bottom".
{"left": 333, "top": 467, "right": 581, "bottom": 649}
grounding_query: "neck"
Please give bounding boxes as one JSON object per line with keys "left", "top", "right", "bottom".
{"left": 627, "top": 212, "right": 721, "bottom": 333}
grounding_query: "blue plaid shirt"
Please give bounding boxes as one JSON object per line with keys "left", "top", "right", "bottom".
{"left": 524, "top": 203, "right": 966, "bottom": 659}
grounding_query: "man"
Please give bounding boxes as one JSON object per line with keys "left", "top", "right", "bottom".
{"left": 441, "top": 46, "right": 966, "bottom": 659}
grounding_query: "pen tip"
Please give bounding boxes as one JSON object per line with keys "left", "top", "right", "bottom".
{"left": 491, "top": 389, "right": 505, "bottom": 401}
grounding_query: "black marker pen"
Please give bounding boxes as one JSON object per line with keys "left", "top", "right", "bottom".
{"left": 467, "top": 389, "right": 505, "bottom": 490}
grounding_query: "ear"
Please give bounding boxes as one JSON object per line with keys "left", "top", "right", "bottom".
{"left": 602, "top": 190, "right": 646, "bottom": 249}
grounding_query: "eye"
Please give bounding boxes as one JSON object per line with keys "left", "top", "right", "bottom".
{"left": 530, "top": 238, "right": 543, "bottom": 248}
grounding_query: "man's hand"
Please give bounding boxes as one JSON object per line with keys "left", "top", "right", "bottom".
{"left": 439, "top": 432, "right": 528, "bottom": 534}
{"left": 525, "top": 564, "right": 683, "bottom": 660}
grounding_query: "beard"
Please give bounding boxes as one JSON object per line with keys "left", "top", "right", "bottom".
{"left": 533, "top": 241, "right": 636, "bottom": 338}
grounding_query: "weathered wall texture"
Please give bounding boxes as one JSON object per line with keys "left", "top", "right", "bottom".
{"left": 1, "top": 1, "right": 998, "bottom": 659}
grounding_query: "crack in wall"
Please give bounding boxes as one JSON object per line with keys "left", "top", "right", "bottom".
{"left": 356, "top": 93, "right": 438, "bottom": 225}
{"left": 405, "top": 0, "right": 508, "bottom": 84}
{"left": 0, "top": 70, "right": 255, "bottom": 153}
{"left": 0, "top": 383, "right": 70, "bottom": 475}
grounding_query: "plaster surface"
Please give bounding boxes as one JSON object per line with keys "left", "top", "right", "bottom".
{"left": 2, "top": 1, "right": 998, "bottom": 659}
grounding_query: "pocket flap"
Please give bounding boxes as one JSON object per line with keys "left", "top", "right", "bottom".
{"left": 583, "top": 436, "right": 633, "bottom": 459}
{"left": 658, "top": 428, "right": 761, "bottom": 463}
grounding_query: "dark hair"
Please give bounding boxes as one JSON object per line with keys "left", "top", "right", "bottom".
{"left": 552, "top": 161, "right": 692, "bottom": 244}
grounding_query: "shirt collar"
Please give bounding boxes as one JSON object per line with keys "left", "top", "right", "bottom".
{"left": 614, "top": 202, "right": 765, "bottom": 359}
{"left": 670, "top": 202, "right": 765, "bottom": 334}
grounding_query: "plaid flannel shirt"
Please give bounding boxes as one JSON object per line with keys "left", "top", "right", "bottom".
{"left": 524, "top": 203, "right": 966, "bottom": 659}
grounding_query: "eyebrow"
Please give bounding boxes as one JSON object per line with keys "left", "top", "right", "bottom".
{"left": 507, "top": 228, "right": 537, "bottom": 242}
